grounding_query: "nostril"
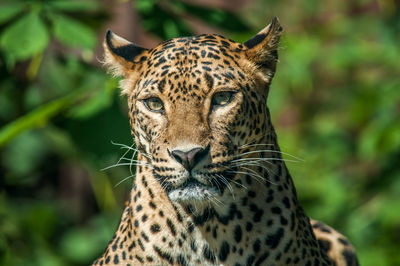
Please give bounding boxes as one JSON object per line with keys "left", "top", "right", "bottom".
{"left": 170, "top": 150, "right": 186, "bottom": 165}
{"left": 188, "top": 146, "right": 209, "bottom": 168}
{"left": 187, "top": 147, "right": 203, "bottom": 168}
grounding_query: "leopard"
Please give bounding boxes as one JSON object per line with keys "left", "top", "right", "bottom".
{"left": 93, "top": 17, "right": 359, "bottom": 265}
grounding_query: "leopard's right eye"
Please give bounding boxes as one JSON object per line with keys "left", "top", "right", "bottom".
{"left": 211, "top": 91, "right": 236, "bottom": 107}
{"left": 142, "top": 97, "right": 164, "bottom": 113}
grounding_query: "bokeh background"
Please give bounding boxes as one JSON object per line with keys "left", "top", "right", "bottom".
{"left": 0, "top": 0, "right": 399, "bottom": 265}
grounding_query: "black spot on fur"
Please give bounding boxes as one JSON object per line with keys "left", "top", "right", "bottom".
{"left": 190, "top": 240, "right": 197, "bottom": 252}
{"left": 265, "top": 227, "right": 284, "bottom": 249}
{"left": 135, "top": 255, "right": 143, "bottom": 263}
{"left": 150, "top": 223, "right": 161, "bottom": 233}
{"left": 253, "top": 239, "right": 261, "bottom": 253}
{"left": 342, "top": 249, "right": 359, "bottom": 266}
{"left": 177, "top": 254, "right": 188, "bottom": 266}
{"left": 219, "top": 241, "right": 230, "bottom": 261}
{"left": 255, "top": 251, "right": 270, "bottom": 266}
{"left": 204, "top": 72, "right": 214, "bottom": 89}
{"left": 158, "top": 79, "right": 166, "bottom": 93}
{"left": 338, "top": 237, "right": 350, "bottom": 246}
{"left": 113, "top": 254, "right": 119, "bottom": 264}
{"left": 282, "top": 196, "right": 291, "bottom": 209}
{"left": 246, "top": 255, "right": 255, "bottom": 266}
{"left": 246, "top": 222, "right": 253, "bottom": 232}
{"left": 153, "top": 245, "right": 174, "bottom": 264}
{"left": 234, "top": 225, "right": 242, "bottom": 243}
{"left": 318, "top": 239, "right": 331, "bottom": 253}
{"left": 203, "top": 244, "right": 216, "bottom": 263}
{"left": 166, "top": 218, "right": 176, "bottom": 236}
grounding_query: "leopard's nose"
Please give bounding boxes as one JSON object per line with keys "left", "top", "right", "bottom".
{"left": 169, "top": 146, "right": 209, "bottom": 171}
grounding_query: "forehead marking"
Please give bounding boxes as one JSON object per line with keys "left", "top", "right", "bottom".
{"left": 158, "top": 79, "right": 166, "bottom": 93}
{"left": 137, "top": 35, "right": 244, "bottom": 96}
{"left": 204, "top": 73, "right": 214, "bottom": 91}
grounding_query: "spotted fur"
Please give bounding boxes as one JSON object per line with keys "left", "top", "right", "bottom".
{"left": 94, "top": 17, "right": 358, "bottom": 265}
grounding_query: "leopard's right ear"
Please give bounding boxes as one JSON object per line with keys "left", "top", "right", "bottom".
{"left": 103, "top": 30, "right": 148, "bottom": 77}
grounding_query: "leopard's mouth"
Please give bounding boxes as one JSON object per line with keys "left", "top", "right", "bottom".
{"left": 167, "top": 176, "right": 221, "bottom": 202}
{"left": 165, "top": 169, "right": 238, "bottom": 203}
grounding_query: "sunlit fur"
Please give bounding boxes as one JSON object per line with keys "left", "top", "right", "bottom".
{"left": 94, "top": 18, "right": 359, "bottom": 266}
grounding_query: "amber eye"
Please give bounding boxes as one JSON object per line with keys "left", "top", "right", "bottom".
{"left": 212, "top": 91, "right": 235, "bottom": 107}
{"left": 143, "top": 97, "right": 164, "bottom": 112}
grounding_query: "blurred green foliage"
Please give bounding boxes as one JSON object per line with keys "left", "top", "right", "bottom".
{"left": 0, "top": 0, "right": 399, "bottom": 265}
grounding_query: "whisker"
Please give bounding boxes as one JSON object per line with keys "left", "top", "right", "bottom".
{"left": 238, "top": 143, "right": 274, "bottom": 149}
{"left": 226, "top": 177, "right": 248, "bottom": 190}
{"left": 101, "top": 162, "right": 154, "bottom": 171}
{"left": 111, "top": 141, "right": 138, "bottom": 151}
{"left": 237, "top": 133, "right": 272, "bottom": 147}
{"left": 234, "top": 149, "right": 303, "bottom": 162}
{"left": 216, "top": 174, "right": 235, "bottom": 200}
{"left": 226, "top": 170, "right": 269, "bottom": 185}
{"left": 114, "top": 174, "right": 136, "bottom": 187}
{"left": 129, "top": 149, "right": 138, "bottom": 175}
{"left": 115, "top": 144, "right": 135, "bottom": 166}
{"left": 231, "top": 157, "right": 300, "bottom": 164}
{"left": 231, "top": 161, "right": 281, "bottom": 185}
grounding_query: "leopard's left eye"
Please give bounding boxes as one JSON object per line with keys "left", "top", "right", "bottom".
{"left": 143, "top": 97, "right": 164, "bottom": 112}
{"left": 212, "top": 91, "right": 235, "bottom": 107}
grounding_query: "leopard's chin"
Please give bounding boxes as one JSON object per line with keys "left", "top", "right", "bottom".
{"left": 167, "top": 177, "right": 220, "bottom": 203}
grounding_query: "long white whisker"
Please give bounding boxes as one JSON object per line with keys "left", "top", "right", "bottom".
{"left": 114, "top": 174, "right": 136, "bottom": 187}
{"left": 115, "top": 144, "right": 135, "bottom": 166}
{"left": 111, "top": 141, "right": 138, "bottom": 151}
{"left": 232, "top": 161, "right": 281, "bottom": 184}
{"left": 234, "top": 149, "right": 303, "bottom": 161}
{"left": 226, "top": 170, "right": 268, "bottom": 185}
{"left": 101, "top": 162, "right": 153, "bottom": 171}
{"left": 231, "top": 157, "right": 300, "bottom": 163}
{"left": 238, "top": 143, "right": 274, "bottom": 149}
{"left": 237, "top": 133, "right": 272, "bottom": 148}
{"left": 129, "top": 149, "right": 138, "bottom": 175}
{"left": 216, "top": 174, "right": 235, "bottom": 200}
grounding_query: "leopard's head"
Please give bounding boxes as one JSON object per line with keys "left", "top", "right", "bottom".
{"left": 104, "top": 18, "right": 282, "bottom": 206}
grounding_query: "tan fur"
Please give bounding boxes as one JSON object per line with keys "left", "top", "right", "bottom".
{"left": 93, "top": 18, "right": 358, "bottom": 266}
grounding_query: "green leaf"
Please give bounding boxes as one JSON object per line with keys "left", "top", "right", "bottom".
{"left": 48, "top": 0, "right": 99, "bottom": 12}
{"left": 68, "top": 76, "right": 117, "bottom": 119}
{"left": 0, "top": 11, "right": 49, "bottom": 61}
{"left": 0, "top": 92, "right": 80, "bottom": 148}
{"left": 60, "top": 228, "right": 102, "bottom": 263}
{"left": 163, "top": 19, "right": 180, "bottom": 39}
{"left": 51, "top": 14, "right": 97, "bottom": 49}
{"left": 180, "top": 2, "right": 250, "bottom": 32}
{"left": 2, "top": 131, "right": 47, "bottom": 178}
{"left": 0, "top": 3, "right": 25, "bottom": 24}
{"left": 135, "top": 0, "right": 155, "bottom": 14}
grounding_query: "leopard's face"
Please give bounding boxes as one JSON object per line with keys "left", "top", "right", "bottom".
{"left": 104, "top": 19, "right": 282, "bottom": 205}
{"left": 131, "top": 37, "right": 266, "bottom": 203}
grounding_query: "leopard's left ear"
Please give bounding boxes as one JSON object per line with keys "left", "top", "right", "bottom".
{"left": 243, "top": 17, "right": 283, "bottom": 80}
{"left": 103, "top": 30, "right": 148, "bottom": 77}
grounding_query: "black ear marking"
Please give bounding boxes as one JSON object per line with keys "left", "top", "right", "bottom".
{"left": 244, "top": 17, "right": 280, "bottom": 49}
{"left": 106, "top": 30, "right": 146, "bottom": 62}
{"left": 244, "top": 33, "right": 268, "bottom": 49}
{"left": 243, "top": 17, "right": 283, "bottom": 84}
